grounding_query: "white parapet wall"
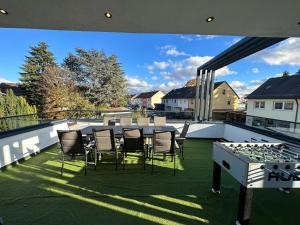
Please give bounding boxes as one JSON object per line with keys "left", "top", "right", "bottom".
{"left": 0, "top": 121, "right": 68, "bottom": 168}
{"left": 170, "top": 122, "right": 224, "bottom": 139}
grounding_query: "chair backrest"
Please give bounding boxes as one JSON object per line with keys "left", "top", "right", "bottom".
{"left": 120, "top": 117, "right": 132, "bottom": 126}
{"left": 93, "top": 129, "right": 116, "bottom": 152}
{"left": 154, "top": 116, "right": 166, "bottom": 126}
{"left": 68, "top": 122, "right": 80, "bottom": 130}
{"left": 153, "top": 130, "right": 175, "bottom": 154}
{"left": 103, "top": 117, "right": 114, "bottom": 126}
{"left": 180, "top": 121, "right": 190, "bottom": 138}
{"left": 123, "top": 128, "right": 144, "bottom": 152}
{"left": 57, "top": 130, "right": 85, "bottom": 155}
{"left": 137, "top": 117, "right": 150, "bottom": 126}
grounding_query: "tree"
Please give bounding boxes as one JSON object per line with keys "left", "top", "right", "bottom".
{"left": 63, "top": 48, "right": 127, "bottom": 107}
{"left": 40, "top": 65, "right": 94, "bottom": 113}
{"left": 0, "top": 89, "right": 37, "bottom": 131}
{"left": 20, "top": 42, "right": 57, "bottom": 108}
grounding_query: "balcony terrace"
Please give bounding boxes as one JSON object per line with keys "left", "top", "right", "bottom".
{"left": 1, "top": 138, "right": 300, "bottom": 225}
{"left": 1, "top": 112, "right": 300, "bottom": 225}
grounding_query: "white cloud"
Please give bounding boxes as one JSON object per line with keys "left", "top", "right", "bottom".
{"left": 251, "top": 68, "right": 259, "bottom": 73}
{"left": 148, "top": 55, "right": 236, "bottom": 82}
{"left": 125, "top": 75, "right": 153, "bottom": 93}
{"left": 159, "top": 81, "right": 183, "bottom": 92}
{"left": 151, "top": 76, "right": 159, "bottom": 80}
{"left": 161, "top": 45, "right": 188, "bottom": 57}
{"left": 178, "top": 35, "right": 193, "bottom": 42}
{"left": 257, "top": 38, "right": 300, "bottom": 65}
{"left": 229, "top": 80, "right": 258, "bottom": 97}
{"left": 147, "top": 61, "right": 170, "bottom": 71}
{"left": 0, "top": 77, "right": 15, "bottom": 83}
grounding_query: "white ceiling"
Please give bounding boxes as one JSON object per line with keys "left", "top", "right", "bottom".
{"left": 0, "top": 0, "right": 300, "bottom": 37}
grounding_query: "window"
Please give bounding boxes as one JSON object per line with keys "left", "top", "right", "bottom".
{"left": 227, "top": 100, "right": 231, "bottom": 105}
{"left": 254, "top": 101, "right": 265, "bottom": 109}
{"left": 284, "top": 102, "right": 294, "bottom": 110}
{"left": 191, "top": 99, "right": 194, "bottom": 104}
{"left": 273, "top": 101, "right": 293, "bottom": 110}
{"left": 274, "top": 102, "right": 283, "bottom": 110}
{"left": 174, "top": 99, "right": 176, "bottom": 103}
{"left": 255, "top": 101, "right": 260, "bottom": 108}
{"left": 222, "top": 89, "right": 226, "bottom": 95}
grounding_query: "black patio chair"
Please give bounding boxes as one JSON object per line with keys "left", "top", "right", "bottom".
{"left": 93, "top": 128, "right": 119, "bottom": 170}
{"left": 151, "top": 130, "right": 176, "bottom": 175}
{"left": 57, "top": 130, "right": 92, "bottom": 176}
{"left": 122, "top": 128, "right": 146, "bottom": 170}
{"left": 175, "top": 121, "right": 190, "bottom": 160}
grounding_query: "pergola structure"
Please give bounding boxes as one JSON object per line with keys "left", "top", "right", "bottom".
{"left": 194, "top": 37, "right": 287, "bottom": 121}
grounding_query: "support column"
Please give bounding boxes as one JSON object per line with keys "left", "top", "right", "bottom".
{"left": 212, "top": 162, "right": 221, "bottom": 193}
{"left": 194, "top": 69, "right": 201, "bottom": 121}
{"left": 236, "top": 185, "right": 253, "bottom": 225}
{"left": 208, "top": 70, "right": 215, "bottom": 121}
{"left": 204, "top": 70, "right": 212, "bottom": 120}
{"left": 199, "top": 70, "right": 206, "bottom": 122}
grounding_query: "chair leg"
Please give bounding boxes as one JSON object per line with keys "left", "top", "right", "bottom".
{"left": 85, "top": 153, "right": 88, "bottom": 175}
{"left": 123, "top": 151, "right": 125, "bottom": 170}
{"left": 115, "top": 151, "right": 118, "bottom": 171}
{"left": 143, "top": 150, "right": 146, "bottom": 170}
{"left": 182, "top": 145, "right": 184, "bottom": 160}
{"left": 151, "top": 151, "right": 154, "bottom": 175}
{"left": 61, "top": 153, "right": 64, "bottom": 176}
{"left": 173, "top": 154, "right": 176, "bottom": 176}
{"left": 94, "top": 149, "right": 97, "bottom": 170}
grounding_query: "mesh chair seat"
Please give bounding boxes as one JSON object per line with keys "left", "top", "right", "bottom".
{"left": 57, "top": 130, "right": 91, "bottom": 175}
{"left": 93, "top": 128, "right": 119, "bottom": 170}
{"left": 151, "top": 130, "right": 176, "bottom": 175}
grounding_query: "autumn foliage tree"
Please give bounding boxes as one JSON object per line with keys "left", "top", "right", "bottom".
{"left": 40, "top": 66, "right": 94, "bottom": 113}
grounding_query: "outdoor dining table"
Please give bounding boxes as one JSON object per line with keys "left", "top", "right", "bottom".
{"left": 81, "top": 125, "right": 179, "bottom": 137}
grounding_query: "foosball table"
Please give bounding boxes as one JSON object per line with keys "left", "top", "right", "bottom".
{"left": 212, "top": 142, "right": 300, "bottom": 225}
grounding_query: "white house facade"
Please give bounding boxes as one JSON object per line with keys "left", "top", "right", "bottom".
{"left": 246, "top": 75, "right": 300, "bottom": 131}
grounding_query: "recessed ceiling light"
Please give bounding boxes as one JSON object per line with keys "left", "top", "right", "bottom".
{"left": 206, "top": 17, "right": 214, "bottom": 22}
{"left": 0, "top": 9, "right": 8, "bottom": 15}
{"left": 104, "top": 11, "right": 112, "bottom": 18}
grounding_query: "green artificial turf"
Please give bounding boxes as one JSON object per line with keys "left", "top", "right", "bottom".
{"left": 1, "top": 140, "right": 300, "bottom": 225}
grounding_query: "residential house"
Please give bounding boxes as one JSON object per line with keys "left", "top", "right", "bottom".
{"left": 162, "top": 81, "right": 239, "bottom": 111}
{"left": 134, "top": 90, "right": 165, "bottom": 109}
{"left": 0, "top": 83, "right": 24, "bottom": 96}
{"left": 246, "top": 74, "right": 300, "bottom": 129}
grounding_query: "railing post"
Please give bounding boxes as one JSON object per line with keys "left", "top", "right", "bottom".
{"left": 208, "top": 70, "right": 215, "bottom": 121}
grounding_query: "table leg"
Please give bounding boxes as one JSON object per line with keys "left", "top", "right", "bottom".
{"left": 212, "top": 162, "right": 221, "bottom": 194}
{"left": 236, "top": 185, "right": 253, "bottom": 225}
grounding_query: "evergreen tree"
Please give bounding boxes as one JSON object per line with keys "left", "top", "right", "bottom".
{"left": 20, "top": 42, "right": 57, "bottom": 109}
{"left": 63, "top": 48, "right": 127, "bottom": 107}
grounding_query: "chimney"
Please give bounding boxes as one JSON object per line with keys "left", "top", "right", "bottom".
{"left": 282, "top": 71, "right": 289, "bottom": 77}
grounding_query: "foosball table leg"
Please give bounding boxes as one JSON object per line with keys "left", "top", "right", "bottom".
{"left": 236, "top": 185, "right": 253, "bottom": 225}
{"left": 212, "top": 162, "right": 221, "bottom": 194}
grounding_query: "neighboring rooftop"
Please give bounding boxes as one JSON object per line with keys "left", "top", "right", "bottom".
{"left": 247, "top": 74, "right": 300, "bottom": 99}
{"left": 0, "top": 82, "right": 23, "bottom": 96}
{"left": 163, "top": 81, "right": 227, "bottom": 99}
{"left": 136, "top": 91, "right": 161, "bottom": 99}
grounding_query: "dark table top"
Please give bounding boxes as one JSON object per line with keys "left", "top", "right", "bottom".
{"left": 81, "top": 125, "right": 179, "bottom": 137}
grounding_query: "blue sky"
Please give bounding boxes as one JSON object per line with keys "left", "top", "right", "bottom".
{"left": 0, "top": 28, "right": 300, "bottom": 96}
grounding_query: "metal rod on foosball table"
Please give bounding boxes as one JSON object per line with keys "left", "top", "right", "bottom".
{"left": 236, "top": 185, "right": 253, "bottom": 225}
{"left": 211, "top": 162, "right": 221, "bottom": 194}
